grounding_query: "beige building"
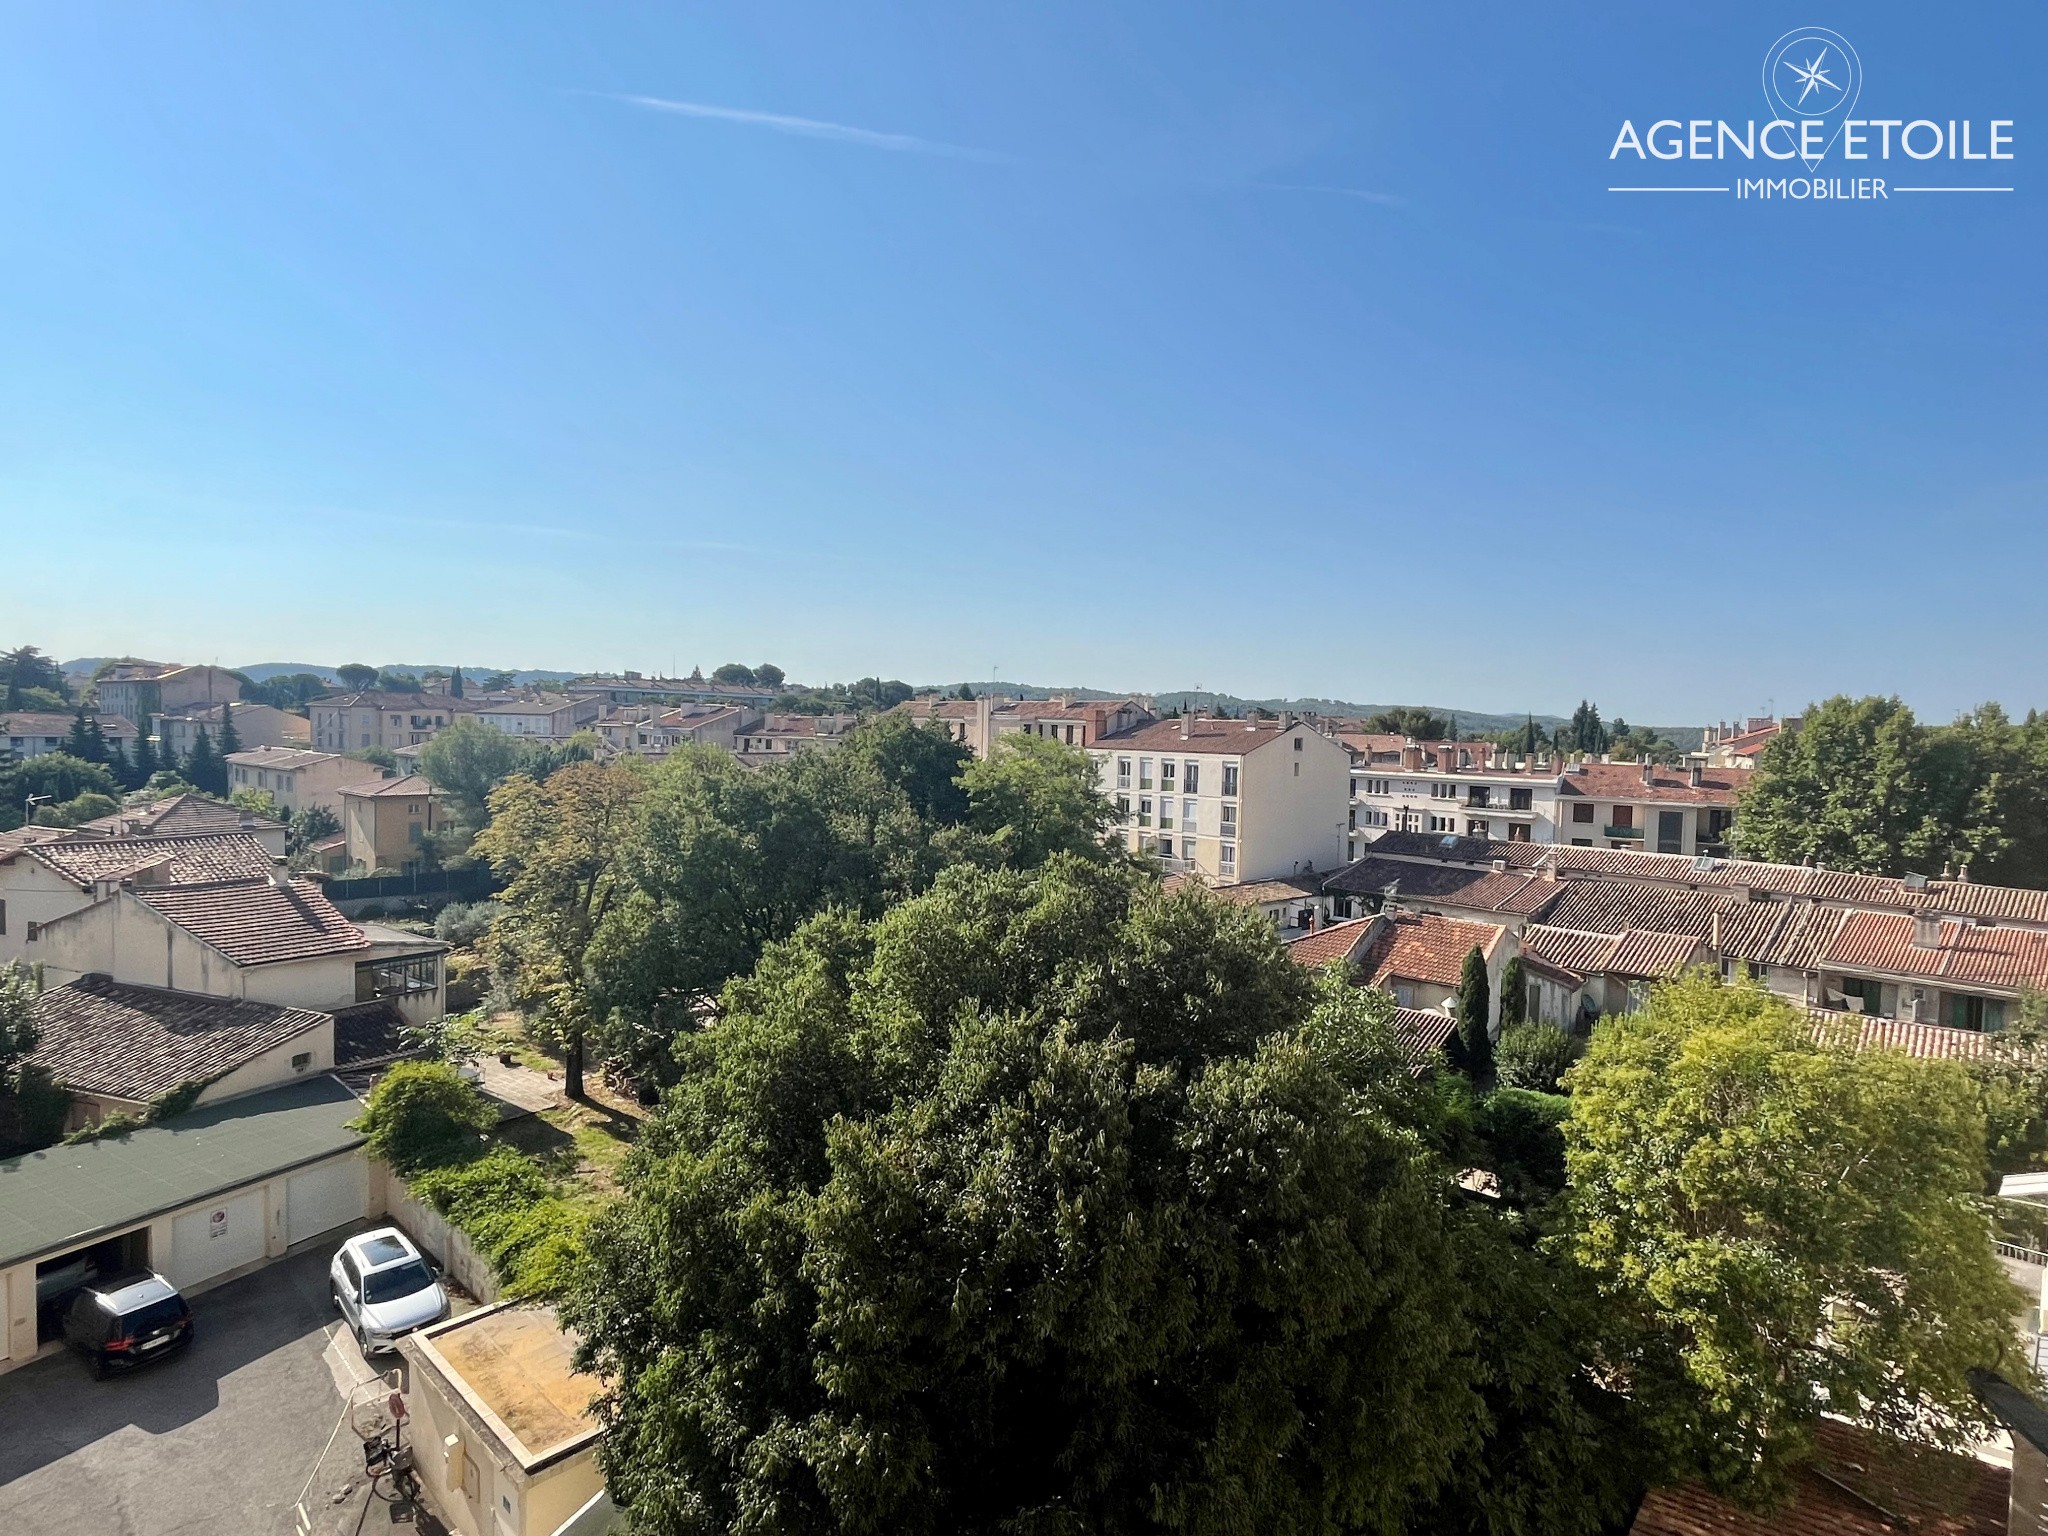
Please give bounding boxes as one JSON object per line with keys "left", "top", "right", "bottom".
{"left": 403, "top": 1304, "right": 609, "bottom": 1536}
{"left": 593, "top": 703, "right": 752, "bottom": 760}
{"left": 227, "top": 747, "right": 387, "bottom": 819}
{"left": 735, "top": 714, "right": 857, "bottom": 762}
{"left": 311, "top": 692, "right": 479, "bottom": 753}
{"left": 156, "top": 701, "right": 310, "bottom": 761}
{"left": 0, "top": 831, "right": 277, "bottom": 966}
{"left": 1091, "top": 715, "right": 1352, "bottom": 884}
{"left": 337, "top": 773, "right": 446, "bottom": 874}
{"left": 902, "top": 695, "right": 1153, "bottom": 759}
{"left": 93, "top": 663, "right": 242, "bottom": 724}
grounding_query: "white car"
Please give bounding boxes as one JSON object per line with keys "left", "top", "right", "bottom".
{"left": 330, "top": 1228, "right": 448, "bottom": 1354}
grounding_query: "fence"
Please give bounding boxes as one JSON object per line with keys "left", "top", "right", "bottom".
{"left": 321, "top": 867, "right": 498, "bottom": 904}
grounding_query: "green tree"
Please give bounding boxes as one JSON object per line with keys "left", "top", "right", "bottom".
{"left": 1494, "top": 1023, "right": 1572, "bottom": 1094}
{"left": 184, "top": 725, "right": 227, "bottom": 796}
{"left": 1557, "top": 701, "right": 1609, "bottom": 756}
{"left": 448, "top": 666, "right": 465, "bottom": 699}
{"left": 1558, "top": 971, "right": 2022, "bottom": 1503}
{"left": 1365, "top": 706, "right": 1451, "bottom": 739}
{"left": 64, "top": 707, "right": 98, "bottom": 763}
{"left": 1, "top": 645, "right": 68, "bottom": 708}
{"left": 215, "top": 708, "right": 241, "bottom": 761}
{"left": 347, "top": 744, "right": 397, "bottom": 770}
{"left": 475, "top": 760, "right": 649, "bottom": 1098}
{"left": 127, "top": 729, "right": 157, "bottom": 787}
{"left": 0, "top": 753, "right": 122, "bottom": 831}
{"left": 288, "top": 804, "right": 340, "bottom": 854}
{"left": 0, "top": 961, "right": 67, "bottom": 1154}
{"left": 479, "top": 670, "right": 517, "bottom": 692}
{"left": 419, "top": 715, "right": 533, "bottom": 827}
{"left": 564, "top": 864, "right": 1498, "bottom": 1536}
{"left": 1499, "top": 955, "right": 1527, "bottom": 1029}
{"left": 711, "top": 662, "right": 756, "bottom": 686}
{"left": 1971, "top": 989, "right": 2048, "bottom": 1184}
{"left": 754, "top": 663, "right": 785, "bottom": 689}
{"left": 336, "top": 663, "right": 379, "bottom": 692}
{"left": 959, "top": 732, "right": 1117, "bottom": 869}
{"left": 1453, "top": 946, "right": 1492, "bottom": 1082}
{"left": 349, "top": 1060, "right": 497, "bottom": 1172}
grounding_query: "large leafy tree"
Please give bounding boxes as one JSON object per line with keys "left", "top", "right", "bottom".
{"left": 1558, "top": 971, "right": 2022, "bottom": 1503}
{"left": 565, "top": 863, "right": 1542, "bottom": 1536}
{"left": 1731, "top": 696, "right": 1941, "bottom": 874}
{"left": 959, "top": 733, "right": 1118, "bottom": 869}
{"left": 419, "top": 715, "right": 535, "bottom": 827}
{"left": 0, "top": 752, "right": 122, "bottom": 831}
{"left": 473, "top": 759, "right": 650, "bottom": 1098}
{"left": 0, "top": 645, "right": 68, "bottom": 709}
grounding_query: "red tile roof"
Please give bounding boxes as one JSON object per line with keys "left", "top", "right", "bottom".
{"left": 29, "top": 976, "right": 329, "bottom": 1103}
{"left": 132, "top": 878, "right": 369, "bottom": 966}
{"left": 1629, "top": 1419, "right": 2008, "bottom": 1536}
{"left": 77, "top": 792, "right": 284, "bottom": 840}
{"left": 1521, "top": 925, "right": 1706, "bottom": 982}
{"left": 1096, "top": 716, "right": 1297, "bottom": 753}
{"left": 1389, "top": 1005, "right": 1456, "bottom": 1067}
{"left": 1356, "top": 912, "right": 1505, "bottom": 989}
{"left": 1283, "top": 918, "right": 1379, "bottom": 967}
{"left": 23, "top": 833, "right": 277, "bottom": 888}
{"left": 1559, "top": 761, "right": 1750, "bottom": 805}
{"left": 1326, "top": 856, "right": 1557, "bottom": 916}
{"left": 335, "top": 773, "right": 440, "bottom": 800}
{"left": 1832, "top": 1013, "right": 1993, "bottom": 1061}
{"left": 1823, "top": 911, "right": 2048, "bottom": 993}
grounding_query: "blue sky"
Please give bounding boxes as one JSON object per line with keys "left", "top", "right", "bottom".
{"left": 1, "top": 3, "right": 2039, "bottom": 722}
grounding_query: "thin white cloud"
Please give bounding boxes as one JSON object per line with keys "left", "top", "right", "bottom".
{"left": 615, "top": 94, "right": 1011, "bottom": 163}
{"left": 1260, "top": 181, "right": 1405, "bottom": 207}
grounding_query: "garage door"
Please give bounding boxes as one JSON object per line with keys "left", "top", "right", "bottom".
{"left": 286, "top": 1156, "right": 368, "bottom": 1247}
{"left": 169, "top": 1190, "right": 266, "bottom": 1288}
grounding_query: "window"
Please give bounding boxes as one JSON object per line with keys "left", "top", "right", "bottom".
{"left": 1507, "top": 823, "right": 1532, "bottom": 842}
{"left": 1293, "top": 737, "right": 1303, "bottom": 751}
{"left": 1138, "top": 798, "right": 1152, "bottom": 828}
{"left": 1362, "top": 778, "right": 1390, "bottom": 797}
{"left": 0, "top": 899, "right": 6, "bottom": 936}
{"left": 1361, "top": 808, "right": 1389, "bottom": 828}
{"left": 1116, "top": 795, "right": 1130, "bottom": 819}
{"left": 1183, "top": 761, "right": 1199, "bottom": 793}
{"left": 1158, "top": 836, "right": 1174, "bottom": 857}
{"left": 1571, "top": 837, "right": 1593, "bottom": 847}
{"left": 1221, "top": 764, "right": 1238, "bottom": 796}
{"left": 1610, "top": 805, "right": 1634, "bottom": 830}
{"left": 1220, "top": 843, "right": 1236, "bottom": 874}
{"left": 291, "top": 1051, "right": 313, "bottom": 1073}
{"left": 1348, "top": 807, "right": 1356, "bottom": 830}
{"left": 1117, "top": 758, "right": 1132, "bottom": 790}
{"left": 1571, "top": 803, "right": 1595, "bottom": 824}
{"left": 1065, "top": 725, "right": 1075, "bottom": 744}
{"left": 356, "top": 955, "right": 439, "bottom": 1001}
{"left": 1293, "top": 762, "right": 1299, "bottom": 777}
{"left": 1466, "top": 786, "right": 1490, "bottom": 808}
{"left": 1432, "top": 782, "right": 1457, "bottom": 799}
{"left": 1656, "top": 810, "right": 1684, "bottom": 855}
{"left": 1182, "top": 798, "right": 1198, "bottom": 832}
{"left": 1509, "top": 787, "right": 1533, "bottom": 811}
{"left": 1467, "top": 820, "right": 1490, "bottom": 838}
{"left": 1160, "top": 761, "right": 1176, "bottom": 790}
{"left": 407, "top": 822, "right": 424, "bottom": 844}
{"left": 1429, "top": 814, "right": 1455, "bottom": 833}
{"left": 1949, "top": 995, "right": 2006, "bottom": 1032}
{"left": 1220, "top": 803, "right": 1237, "bottom": 832}
{"left": 1139, "top": 758, "right": 1154, "bottom": 790}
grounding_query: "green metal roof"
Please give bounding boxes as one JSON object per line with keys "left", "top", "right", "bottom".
{"left": 0, "top": 1075, "right": 366, "bottom": 1269}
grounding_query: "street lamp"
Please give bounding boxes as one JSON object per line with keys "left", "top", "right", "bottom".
{"left": 24, "top": 792, "right": 53, "bottom": 826}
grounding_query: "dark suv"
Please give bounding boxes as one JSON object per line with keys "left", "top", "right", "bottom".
{"left": 62, "top": 1271, "right": 194, "bottom": 1377}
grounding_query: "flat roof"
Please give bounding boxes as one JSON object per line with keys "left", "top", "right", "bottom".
{"left": 415, "top": 1304, "right": 602, "bottom": 1468}
{"left": 0, "top": 1075, "right": 365, "bottom": 1269}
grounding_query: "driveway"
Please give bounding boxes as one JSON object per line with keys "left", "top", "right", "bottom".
{"left": 0, "top": 1236, "right": 451, "bottom": 1536}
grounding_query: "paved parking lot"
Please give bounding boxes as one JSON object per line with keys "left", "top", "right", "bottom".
{"left": 0, "top": 1237, "right": 445, "bottom": 1536}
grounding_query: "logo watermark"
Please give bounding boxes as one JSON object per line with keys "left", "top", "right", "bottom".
{"left": 1605, "top": 28, "right": 2013, "bottom": 202}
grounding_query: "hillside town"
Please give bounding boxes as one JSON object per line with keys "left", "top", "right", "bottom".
{"left": 4, "top": 643, "right": 2048, "bottom": 1536}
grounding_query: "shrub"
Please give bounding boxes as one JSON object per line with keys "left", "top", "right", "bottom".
{"left": 1495, "top": 1023, "right": 1576, "bottom": 1093}
{"left": 1476, "top": 1088, "right": 1570, "bottom": 1203}
{"left": 65, "top": 1110, "right": 144, "bottom": 1145}
{"left": 410, "top": 1146, "right": 590, "bottom": 1298}
{"left": 434, "top": 900, "right": 505, "bottom": 947}
{"left": 351, "top": 1061, "right": 497, "bottom": 1172}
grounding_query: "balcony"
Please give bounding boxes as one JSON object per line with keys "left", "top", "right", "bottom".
{"left": 1604, "top": 825, "right": 1643, "bottom": 840}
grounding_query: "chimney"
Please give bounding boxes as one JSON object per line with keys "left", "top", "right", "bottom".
{"left": 1709, "top": 911, "right": 1723, "bottom": 956}
{"left": 1911, "top": 913, "right": 1943, "bottom": 950}
{"left": 1641, "top": 759, "right": 1655, "bottom": 786}
{"left": 1491, "top": 858, "right": 1507, "bottom": 875}
{"left": 1179, "top": 714, "right": 1192, "bottom": 741}
{"left": 1401, "top": 744, "right": 1424, "bottom": 771}
{"left": 1958, "top": 861, "right": 1972, "bottom": 884}
{"left": 1688, "top": 760, "right": 1703, "bottom": 788}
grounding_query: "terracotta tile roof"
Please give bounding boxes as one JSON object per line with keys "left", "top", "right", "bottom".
{"left": 314, "top": 691, "right": 482, "bottom": 711}
{"left": 1832, "top": 1013, "right": 1993, "bottom": 1061}
{"left": 1095, "top": 716, "right": 1295, "bottom": 753}
{"left": 1537, "top": 881, "right": 1797, "bottom": 966}
{"left": 1389, "top": 1005, "right": 1457, "bottom": 1067}
{"left": 77, "top": 793, "right": 284, "bottom": 840}
{"left": 1184, "top": 874, "right": 1324, "bottom": 906}
{"left": 1559, "top": 762, "right": 1750, "bottom": 805}
{"left": 1521, "top": 925, "right": 1705, "bottom": 982}
{"left": 1283, "top": 918, "right": 1379, "bottom": 967}
{"left": 1357, "top": 912, "right": 1505, "bottom": 989}
{"left": 336, "top": 773, "right": 439, "bottom": 800}
{"left": 1823, "top": 911, "right": 2048, "bottom": 993}
{"left": 29, "top": 976, "right": 329, "bottom": 1103}
{"left": 23, "top": 832, "right": 277, "bottom": 888}
{"left": 1326, "top": 856, "right": 1557, "bottom": 916}
{"left": 1629, "top": 1419, "right": 2007, "bottom": 1536}
{"left": 131, "top": 877, "right": 369, "bottom": 966}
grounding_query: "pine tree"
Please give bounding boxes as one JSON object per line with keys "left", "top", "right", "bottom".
{"left": 216, "top": 709, "right": 241, "bottom": 761}
{"left": 186, "top": 727, "right": 225, "bottom": 797}
{"left": 65, "top": 707, "right": 95, "bottom": 761}
{"left": 84, "top": 714, "right": 108, "bottom": 765}
{"left": 1499, "top": 955, "right": 1527, "bottom": 1029}
{"left": 131, "top": 731, "right": 158, "bottom": 786}
{"left": 1457, "top": 946, "right": 1493, "bottom": 1084}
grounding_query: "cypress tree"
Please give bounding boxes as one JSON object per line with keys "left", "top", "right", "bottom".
{"left": 1457, "top": 946, "right": 1493, "bottom": 1084}
{"left": 131, "top": 731, "right": 158, "bottom": 785}
{"left": 66, "top": 707, "right": 95, "bottom": 761}
{"left": 187, "top": 727, "right": 225, "bottom": 797}
{"left": 1499, "top": 954, "right": 1527, "bottom": 1029}
{"left": 217, "top": 709, "right": 242, "bottom": 761}
{"left": 84, "top": 714, "right": 108, "bottom": 765}
{"left": 449, "top": 667, "right": 464, "bottom": 699}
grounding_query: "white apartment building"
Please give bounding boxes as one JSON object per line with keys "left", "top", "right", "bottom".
{"left": 475, "top": 694, "right": 602, "bottom": 739}
{"left": 1092, "top": 716, "right": 1351, "bottom": 884}
{"left": 310, "top": 692, "right": 479, "bottom": 752}
{"left": 1346, "top": 741, "right": 1747, "bottom": 863}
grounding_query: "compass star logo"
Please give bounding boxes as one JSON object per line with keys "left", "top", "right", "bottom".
{"left": 1762, "top": 27, "right": 1863, "bottom": 168}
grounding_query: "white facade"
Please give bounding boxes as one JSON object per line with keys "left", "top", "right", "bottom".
{"left": 227, "top": 748, "right": 387, "bottom": 818}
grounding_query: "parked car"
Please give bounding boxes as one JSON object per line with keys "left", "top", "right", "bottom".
{"left": 330, "top": 1228, "right": 447, "bottom": 1354}
{"left": 62, "top": 1271, "right": 193, "bottom": 1378}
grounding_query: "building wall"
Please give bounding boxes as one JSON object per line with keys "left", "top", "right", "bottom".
{"left": 229, "top": 754, "right": 384, "bottom": 817}
{"left": 195, "top": 1026, "right": 336, "bottom": 1106}
{"left": 342, "top": 792, "right": 442, "bottom": 873}
{"left": 1237, "top": 726, "right": 1350, "bottom": 882}
{"left": 0, "top": 859, "right": 95, "bottom": 965}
